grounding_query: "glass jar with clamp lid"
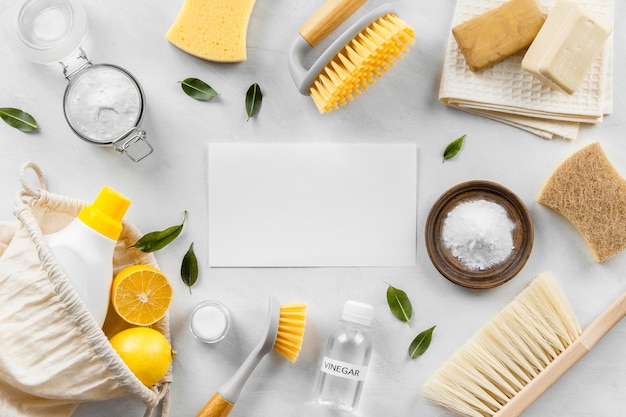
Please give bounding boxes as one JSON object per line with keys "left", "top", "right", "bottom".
{"left": 6, "top": 0, "right": 153, "bottom": 162}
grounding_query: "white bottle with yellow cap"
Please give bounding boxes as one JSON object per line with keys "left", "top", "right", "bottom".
{"left": 45, "top": 186, "right": 130, "bottom": 327}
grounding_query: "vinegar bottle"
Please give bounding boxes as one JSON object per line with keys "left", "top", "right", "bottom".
{"left": 45, "top": 186, "right": 130, "bottom": 327}
{"left": 315, "top": 300, "right": 374, "bottom": 412}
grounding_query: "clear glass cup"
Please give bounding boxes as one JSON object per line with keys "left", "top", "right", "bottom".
{"left": 189, "top": 300, "right": 232, "bottom": 344}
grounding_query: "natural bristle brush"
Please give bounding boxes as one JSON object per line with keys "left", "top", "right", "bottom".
{"left": 421, "top": 272, "right": 626, "bottom": 417}
{"left": 288, "top": 0, "right": 415, "bottom": 113}
{"left": 196, "top": 297, "right": 306, "bottom": 417}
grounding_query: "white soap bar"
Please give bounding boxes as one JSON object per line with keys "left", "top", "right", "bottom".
{"left": 522, "top": 1, "right": 612, "bottom": 94}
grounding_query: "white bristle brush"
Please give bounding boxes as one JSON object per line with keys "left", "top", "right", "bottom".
{"left": 422, "top": 272, "right": 626, "bottom": 417}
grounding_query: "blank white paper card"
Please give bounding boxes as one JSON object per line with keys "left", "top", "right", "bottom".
{"left": 207, "top": 143, "right": 417, "bottom": 267}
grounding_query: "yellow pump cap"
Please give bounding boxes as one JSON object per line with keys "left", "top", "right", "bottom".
{"left": 78, "top": 186, "right": 131, "bottom": 240}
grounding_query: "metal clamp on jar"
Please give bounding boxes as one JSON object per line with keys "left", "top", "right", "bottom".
{"left": 6, "top": 0, "right": 153, "bottom": 162}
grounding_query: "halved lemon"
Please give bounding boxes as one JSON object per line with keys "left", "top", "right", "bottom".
{"left": 112, "top": 264, "right": 173, "bottom": 326}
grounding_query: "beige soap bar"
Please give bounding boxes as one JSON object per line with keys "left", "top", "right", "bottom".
{"left": 522, "top": 1, "right": 612, "bottom": 94}
{"left": 165, "top": 0, "right": 257, "bottom": 62}
{"left": 452, "top": 0, "right": 545, "bottom": 73}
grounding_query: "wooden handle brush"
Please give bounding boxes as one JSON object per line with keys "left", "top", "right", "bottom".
{"left": 196, "top": 298, "right": 306, "bottom": 417}
{"left": 422, "top": 272, "right": 626, "bottom": 417}
{"left": 299, "top": 0, "right": 367, "bottom": 48}
{"left": 288, "top": 0, "right": 415, "bottom": 113}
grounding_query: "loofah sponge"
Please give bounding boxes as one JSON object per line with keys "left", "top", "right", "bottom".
{"left": 537, "top": 142, "right": 626, "bottom": 262}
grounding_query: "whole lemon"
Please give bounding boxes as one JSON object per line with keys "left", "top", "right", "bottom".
{"left": 110, "top": 327, "right": 175, "bottom": 386}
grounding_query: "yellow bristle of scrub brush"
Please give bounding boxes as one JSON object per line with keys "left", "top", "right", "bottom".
{"left": 310, "top": 13, "right": 415, "bottom": 113}
{"left": 421, "top": 272, "right": 626, "bottom": 417}
{"left": 274, "top": 302, "right": 307, "bottom": 362}
{"left": 196, "top": 298, "right": 306, "bottom": 417}
{"left": 288, "top": 1, "right": 415, "bottom": 113}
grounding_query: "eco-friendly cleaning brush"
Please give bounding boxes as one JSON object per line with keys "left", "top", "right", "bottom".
{"left": 421, "top": 272, "right": 626, "bottom": 417}
{"left": 196, "top": 297, "right": 306, "bottom": 417}
{"left": 288, "top": 0, "right": 415, "bottom": 113}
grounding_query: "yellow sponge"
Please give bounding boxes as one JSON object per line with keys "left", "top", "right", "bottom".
{"left": 165, "top": 0, "right": 257, "bottom": 62}
{"left": 537, "top": 142, "right": 626, "bottom": 262}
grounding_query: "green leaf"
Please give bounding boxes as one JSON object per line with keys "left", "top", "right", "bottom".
{"left": 181, "top": 242, "right": 198, "bottom": 294}
{"left": 408, "top": 325, "right": 436, "bottom": 358}
{"left": 131, "top": 211, "right": 187, "bottom": 253}
{"left": 0, "top": 108, "right": 38, "bottom": 132}
{"left": 245, "top": 83, "right": 262, "bottom": 120}
{"left": 443, "top": 134, "right": 466, "bottom": 162}
{"left": 386, "top": 284, "right": 412, "bottom": 326}
{"left": 179, "top": 78, "right": 219, "bottom": 101}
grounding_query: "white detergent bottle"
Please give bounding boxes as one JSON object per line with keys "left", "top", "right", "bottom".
{"left": 45, "top": 186, "right": 130, "bottom": 327}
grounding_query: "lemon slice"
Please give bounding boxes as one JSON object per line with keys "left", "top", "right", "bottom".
{"left": 111, "top": 264, "right": 173, "bottom": 326}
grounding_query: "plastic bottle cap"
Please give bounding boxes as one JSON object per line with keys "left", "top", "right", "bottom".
{"left": 78, "top": 186, "right": 130, "bottom": 240}
{"left": 342, "top": 300, "right": 374, "bottom": 326}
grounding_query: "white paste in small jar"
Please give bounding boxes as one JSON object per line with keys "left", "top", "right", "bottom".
{"left": 65, "top": 65, "right": 141, "bottom": 142}
{"left": 189, "top": 300, "right": 231, "bottom": 343}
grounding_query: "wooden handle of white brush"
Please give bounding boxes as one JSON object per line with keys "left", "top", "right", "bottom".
{"left": 495, "top": 291, "right": 626, "bottom": 417}
{"left": 299, "top": 0, "right": 367, "bottom": 47}
{"left": 196, "top": 393, "right": 234, "bottom": 417}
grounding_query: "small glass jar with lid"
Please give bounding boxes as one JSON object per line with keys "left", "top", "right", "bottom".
{"left": 6, "top": 0, "right": 153, "bottom": 162}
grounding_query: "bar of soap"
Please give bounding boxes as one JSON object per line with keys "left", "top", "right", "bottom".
{"left": 452, "top": 0, "right": 545, "bottom": 73}
{"left": 522, "top": 1, "right": 612, "bottom": 94}
{"left": 165, "top": 0, "right": 257, "bottom": 62}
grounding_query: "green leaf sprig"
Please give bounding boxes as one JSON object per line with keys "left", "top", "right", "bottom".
{"left": 385, "top": 283, "right": 436, "bottom": 358}
{"left": 179, "top": 78, "right": 219, "bottom": 101}
{"left": 0, "top": 108, "right": 38, "bottom": 132}
{"left": 131, "top": 211, "right": 187, "bottom": 253}
{"left": 408, "top": 326, "right": 436, "bottom": 358}
{"left": 443, "top": 134, "right": 466, "bottom": 162}
{"left": 181, "top": 242, "right": 198, "bottom": 294}
{"left": 386, "top": 284, "right": 412, "bottom": 326}
{"left": 177, "top": 79, "right": 263, "bottom": 121}
{"left": 245, "top": 83, "right": 262, "bottom": 120}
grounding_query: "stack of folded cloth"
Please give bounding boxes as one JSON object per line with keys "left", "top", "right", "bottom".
{"left": 439, "top": 0, "right": 615, "bottom": 140}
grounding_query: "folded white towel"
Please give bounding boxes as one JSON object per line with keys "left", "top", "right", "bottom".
{"left": 439, "top": 0, "right": 614, "bottom": 140}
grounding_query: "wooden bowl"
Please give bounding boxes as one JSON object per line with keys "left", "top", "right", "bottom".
{"left": 425, "top": 180, "right": 534, "bottom": 289}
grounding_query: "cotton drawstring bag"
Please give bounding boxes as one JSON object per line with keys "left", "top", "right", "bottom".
{"left": 0, "top": 162, "right": 171, "bottom": 417}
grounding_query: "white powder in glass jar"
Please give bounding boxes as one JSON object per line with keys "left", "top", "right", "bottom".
{"left": 189, "top": 301, "right": 231, "bottom": 343}
{"left": 442, "top": 199, "right": 515, "bottom": 270}
{"left": 64, "top": 65, "right": 141, "bottom": 142}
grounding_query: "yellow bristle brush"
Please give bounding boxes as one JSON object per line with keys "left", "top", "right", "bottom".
{"left": 288, "top": 0, "right": 415, "bottom": 113}
{"left": 196, "top": 297, "right": 306, "bottom": 417}
{"left": 422, "top": 272, "right": 626, "bottom": 417}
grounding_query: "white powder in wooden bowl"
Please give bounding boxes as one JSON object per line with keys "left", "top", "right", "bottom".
{"left": 442, "top": 199, "right": 515, "bottom": 270}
